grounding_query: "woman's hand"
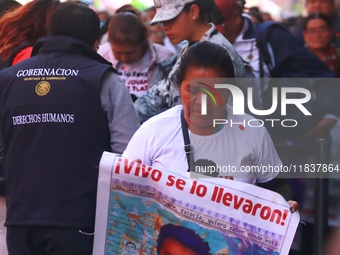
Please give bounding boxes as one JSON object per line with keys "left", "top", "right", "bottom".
{"left": 287, "top": 200, "right": 299, "bottom": 213}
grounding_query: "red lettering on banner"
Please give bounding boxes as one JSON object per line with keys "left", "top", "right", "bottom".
{"left": 166, "top": 175, "right": 186, "bottom": 190}
{"left": 243, "top": 200, "right": 253, "bottom": 213}
{"left": 115, "top": 159, "right": 290, "bottom": 226}
{"left": 134, "top": 164, "right": 152, "bottom": 177}
{"left": 131, "top": 85, "right": 148, "bottom": 91}
{"left": 127, "top": 80, "right": 148, "bottom": 85}
{"left": 234, "top": 196, "right": 245, "bottom": 210}
{"left": 114, "top": 158, "right": 162, "bottom": 182}
{"left": 166, "top": 175, "right": 176, "bottom": 186}
{"left": 114, "top": 157, "right": 134, "bottom": 174}
{"left": 211, "top": 186, "right": 289, "bottom": 226}
{"left": 251, "top": 203, "right": 262, "bottom": 216}
{"left": 190, "top": 181, "right": 207, "bottom": 197}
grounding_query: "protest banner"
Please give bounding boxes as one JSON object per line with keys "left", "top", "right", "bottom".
{"left": 93, "top": 152, "right": 300, "bottom": 255}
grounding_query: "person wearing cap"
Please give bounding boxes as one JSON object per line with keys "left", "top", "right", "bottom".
{"left": 134, "top": 0, "right": 256, "bottom": 124}
{"left": 149, "top": 0, "right": 245, "bottom": 74}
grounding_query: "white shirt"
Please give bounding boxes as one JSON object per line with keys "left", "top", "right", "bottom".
{"left": 123, "top": 105, "right": 281, "bottom": 185}
{"left": 117, "top": 50, "right": 150, "bottom": 98}
{"left": 233, "top": 14, "right": 270, "bottom": 78}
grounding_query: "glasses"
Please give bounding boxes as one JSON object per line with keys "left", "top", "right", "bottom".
{"left": 306, "top": 26, "right": 330, "bottom": 34}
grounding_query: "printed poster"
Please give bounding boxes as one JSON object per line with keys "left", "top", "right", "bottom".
{"left": 93, "top": 152, "right": 300, "bottom": 255}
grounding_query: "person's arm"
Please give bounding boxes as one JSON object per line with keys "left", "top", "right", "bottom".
{"left": 100, "top": 71, "right": 140, "bottom": 154}
{"left": 258, "top": 178, "right": 299, "bottom": 212}
{"left": 122, "top": 123, "right": 153, "bottom": 167}
{"left": 258, "top": 178, "right": 293, "bottom": 201}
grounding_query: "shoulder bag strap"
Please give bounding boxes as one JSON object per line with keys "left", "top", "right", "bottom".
{"left": 180, "top": 109, "right": 193, "bottom": 172}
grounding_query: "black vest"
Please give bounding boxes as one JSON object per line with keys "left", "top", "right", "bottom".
{"left": 0, "top": 36, "right": 114, "bottom": 227}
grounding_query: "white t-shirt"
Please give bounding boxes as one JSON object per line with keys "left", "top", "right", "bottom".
{"left": 233, "top": 14, "right": 270, "bottom": 79}
{"left": 117, "top": 50, "right": 151, "bottom": 98}
{"left": 123, "top": 105, "right": 281, "bottom": 185}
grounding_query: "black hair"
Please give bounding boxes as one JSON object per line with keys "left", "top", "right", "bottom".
{"left": 248, "top": 9, "right": 264, "bottom": 23}
{"left": 157, "top": 224, "right": 212, "bottom": 255}
{"left": 0, "top": 0, "right": 21, "bottom": 17}
{"left": 210, "top": 4, "right": 225, "bottom": 25}
{"left": 47, "top": 2, "right": 100, "bottom": 46}
{"left": 183, "top": 0, "right": 216, "bottom": 22}
{"left": 108, "top": 12, "right": 148, "bottom": 46}
{"left": 237, "top": 0, "right": 246, "bottom": 12}
{"left": 248, "top": 6, "right": 260, "bottom": 13}
{"left": 302, "top": 12, "right": 332, "bottom": 30}
{"left": 170, "top": 41, "right": 235, "bottom": 88}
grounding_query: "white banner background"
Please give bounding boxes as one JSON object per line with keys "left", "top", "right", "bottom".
{"left": 93, "top": 152, "right": 300, "bottom": 255}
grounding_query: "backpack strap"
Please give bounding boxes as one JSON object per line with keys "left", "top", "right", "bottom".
{"left": 258, "top": 43, "right": 265, "bottom": 79}
{"left": 255, "top": 22, "right": 292, "bottom": 70}
{"left": 255, "top": 21, "right": 276, "bottom": 94}
{"left": 255, "top": 21, "right": 278, "bottom": 73}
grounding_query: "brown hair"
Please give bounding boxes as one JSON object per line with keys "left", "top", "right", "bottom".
{"left": 0, "top": 0, "right": 60, "bottom": 61}
{"left": 108, "top": 12, "right": 148, "bottom": 46}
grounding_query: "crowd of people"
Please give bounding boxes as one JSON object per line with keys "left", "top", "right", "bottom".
{"left": 0, "top": 0, "right": 339, "bottom": 254}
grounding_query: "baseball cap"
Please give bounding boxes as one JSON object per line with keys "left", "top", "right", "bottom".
{"left": 150, "top": 0, "right": 196, "bottom": 25}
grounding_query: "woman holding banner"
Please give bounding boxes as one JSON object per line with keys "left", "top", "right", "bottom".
{"left": 123, "top": 41, "right": 299, "bottom": 212}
